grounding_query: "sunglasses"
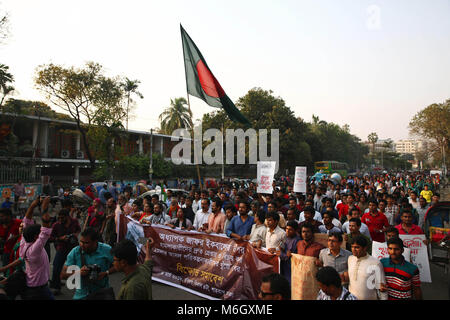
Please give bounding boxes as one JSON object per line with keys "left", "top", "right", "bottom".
{"left": 259, "top": 290, "right": 276, "bottom": 297}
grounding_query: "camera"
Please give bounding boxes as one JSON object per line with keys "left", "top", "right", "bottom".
{"left": 86, "top": 264, "right": 102, "bottom": 282}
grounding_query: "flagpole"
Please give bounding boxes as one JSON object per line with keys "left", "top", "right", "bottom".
{"left": 221, "top": 123, "right": 224, "bottom": 181}
{"left": 186, "top": 93, "right": 203, "bottom": 190}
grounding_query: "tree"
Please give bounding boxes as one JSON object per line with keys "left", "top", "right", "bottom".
{"left": 34, "top": 62, "right": 129, "bottom": 169}
{"left": 158, "top": 97, "right": 193, "bottom": 135}
{"left": 122, "top": 78, "right": 143, "bottom": 130}
{"left": 0, "top": 7, "right": 9, "bottom": 45}
{"left": 409, "top": 100, "right": 450, "bottom": 173}
{"left": 367, "top": 132, "right": 378, "bottom": 154}
{"left": 0, "top": 64, "right": 14, "bottom": 107}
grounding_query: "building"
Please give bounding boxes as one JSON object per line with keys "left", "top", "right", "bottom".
{"left": 0, "top": 112, "right": 190, "bottom": 185}
{"left": 363, "top": 139, "right": 395, "bottom": 153}
{"left": 394, "top": 139, "right": 428, "bottom": 155}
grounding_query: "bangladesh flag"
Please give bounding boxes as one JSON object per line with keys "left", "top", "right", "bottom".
{"left": 180, "top": 25, "right": 250, "bottom": 125}
{"left": 160, "top": 183, "right": 168, "bottom": 202}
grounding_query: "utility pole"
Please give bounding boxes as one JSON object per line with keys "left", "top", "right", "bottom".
{"left": 149, "top": 128, "right": 153, "bottom": 183}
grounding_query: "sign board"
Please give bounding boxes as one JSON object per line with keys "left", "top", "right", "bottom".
{"left": 400, "top": 235, "right": 432, "bottom": 283}
{"left": 293, "top": 166, "right": 307, "bottom": 193}
{"left": 257, "top": 161, "right": 276, "bottom": 194}
{"left": 291, "top": 254, "right": 319, "bottom": 300}
{"left": 371, "top": 241, "right": 411, "bottom": 262}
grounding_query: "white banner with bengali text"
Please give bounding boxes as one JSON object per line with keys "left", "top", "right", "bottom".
{"left": 257, "top": 161, "right": 276, "bottom": 194}
{"left": 293, "top": 166, "right": 307, "bottom": 193}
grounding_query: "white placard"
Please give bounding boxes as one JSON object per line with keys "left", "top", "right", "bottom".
{"left": 257, "top": 161, "right": 276, "bottom": 194}
{"left": 293, "top": 166, "right": 307, "bottom": 193}
{"left": 372, "top": 241, "right": 411, "bottom": 262}
{"left": 399, "top": 234, "right": 432, "bottom": 283}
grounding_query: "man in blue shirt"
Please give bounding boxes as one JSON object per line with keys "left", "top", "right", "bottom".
{"left": 1, "top": 197, "right": 13, "bottom": 209}
{"left": 61, "top": 227, "right": 116, "bottom": 300}
{"left": 99, "top": 184, "right": 109, "bottom": 205}
{"left": 226, "top": 201, "right": 254, "bottom": 240}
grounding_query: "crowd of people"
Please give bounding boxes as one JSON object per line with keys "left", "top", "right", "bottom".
{"left": 0, "top": 171, "right": 445, "bottom": 300}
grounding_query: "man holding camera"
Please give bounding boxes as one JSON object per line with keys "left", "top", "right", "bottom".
{"left": 49, "top": 209, "right": 81, "bottom": 295}
{"left": 61, "top": 227, "right": 116, "bottom": 300}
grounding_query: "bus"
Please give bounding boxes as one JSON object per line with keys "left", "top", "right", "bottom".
{"left": 314, "top": 161, "right": 349, "bottom": 177}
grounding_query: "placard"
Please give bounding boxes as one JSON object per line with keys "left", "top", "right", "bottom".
{"left": 399, "top": 234, "right": 432, "bottom": 283}
{"left": 371, "top": 241, "right": 411, "bottom": 262}
{"left": 291, "top": 254, "right": 319, "bottom": 300}
{"left": 293, "top": 166, "right": 307, "bottom": 193}
{"left": 257, "top": 161, "right": 276, "bottom": 194}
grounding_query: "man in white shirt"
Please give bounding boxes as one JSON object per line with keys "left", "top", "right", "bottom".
{"left": 299, "top": 200, "right": 322, "bottom": 222}
{"left": 192, "top": 191, "right": 202, "bottom": 213}
{"left": 193, "top": 199, "right": 212, "bottom": 231}
{"left": 347, "top": 235, "right": 386, "bottom": 300}
{"left": 265, "top": 212, "right": 287, "bottom": 253}
{"left": 408, "top": 191, "right": 420, "bottom": 210}
{"left": 342, "top": 207, "right": 372, "bottom": 239}
{"left": 244, "top": 210, "right": 267, "bottom": 248}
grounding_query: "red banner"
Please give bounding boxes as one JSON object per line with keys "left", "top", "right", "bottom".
{"left": 119, "top": 215, "right": 279, "bottom": 300}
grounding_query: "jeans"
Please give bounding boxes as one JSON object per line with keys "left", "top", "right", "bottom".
{"left": 50, "top": 250, "right": 68, "bottom": 289}
{"left": 22, "top": 285, "right": 55, "bottom": 300}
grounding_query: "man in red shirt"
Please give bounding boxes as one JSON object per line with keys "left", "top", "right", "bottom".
{"left": 361, "top": 200, "right": 390, "bottom": 242}
{"left": 0, "top": 208, "right": 22, "bottom": 267}
{"left": 395, "top": 210, "right": 424, "bottom": 235}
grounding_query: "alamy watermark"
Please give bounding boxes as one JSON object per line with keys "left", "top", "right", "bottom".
{"left": 170, "top": 123, "right": 280, "bottom": 173}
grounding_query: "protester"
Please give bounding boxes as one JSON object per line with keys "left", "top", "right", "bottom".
{"left": 316, "top": 266, "right": 357, "bottom": 300}
{"left": 20, "top": 196, "right": 54, "bottom": 300}
{"left": 138, "top": 203, "right": 154, "bottom": 225}
{"left": 379, "top": 237, "right": 422, "bottom": 300}
{"left": 0, "top": 208, "right": 21, "bottom": 267}
{"left": 395, "top": 210, "right": 424, "bottom": 235}
{"left": 296, "top": 223, "right": 325, "bottom": 258}
{"left": 265, "top": 212, "right": 287, "bottom": 254}
{"left": 226, "top": 201, "right": 254, "bottom": 240}
{"left": 341, "top": 207, "right": 372, "bottom": 239}
{"left": 84, "top": 198, "right": 104, "bottom": 233}
{"left": 61, "top": 227, "right": 116, "bottom": 300}
{"left": 345, "top": 218, "right": 372, "bottom": 255}
{"left": 279, "top": 220, "right": 300, "bottom": 284}
{"left": 205, "top": 198, "right": 226, "bottom": 234}
{"left": 298, "top": 206, "right": 322, "bottom": 236}
{"left": 49, "top": 208, "right": 81, "bottom": 295}
{"left": 259, "top": 272, "right": 291, "bottom": 300}
{"left": 348, "top": 235, "right": 386, "bottom": 300}
{"left": 145, "top": 203, "right": 170, "bottom": 225}
{"left": 224, "top": 205, "right": 237, "bottom": 234}
{"left": 13, "top": 180, "right": 26, "bottom": 212}
{"left": 384, "top": 227, "right": 411, "bottom": 261}
{"left": 193, "top": 199, "right": 212, "bottom": 232}
{"left": 361, "top": 200, "right": 390, "bottom": 243}
{"left": 165, "top": 208, "right": 193, "bottom": 230}
{"left": 245, "top": 209, "right": 267, "bottom": 249}
{"left": 318, "top": 212, "right": 342, "bottom": 234}
{"left": 101, "top": 198, "right": 118, "bottom": 247}
{"left": 112, "top": 238, "right": 154, "bottom": 300}
{"left": 317, "top": 233, "right": 352, "bottom": 283}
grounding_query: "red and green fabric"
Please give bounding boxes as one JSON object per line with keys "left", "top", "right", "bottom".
{"left": 180, "top": 25, "right": 250, "bottom": 125}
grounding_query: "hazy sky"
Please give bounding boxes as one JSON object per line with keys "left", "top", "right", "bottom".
{"left": 1, "top": 0, "right": 449, "bottom": 142}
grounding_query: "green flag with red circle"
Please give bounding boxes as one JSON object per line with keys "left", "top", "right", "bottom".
{"left": 180, "top": 25, "right": 251, "bottom": 125}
